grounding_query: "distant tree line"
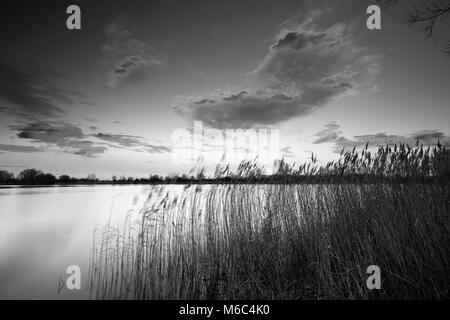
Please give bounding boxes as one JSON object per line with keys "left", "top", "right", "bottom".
{"left": 1, "top": 142, "right": 448, "bottom": 186}
{"left": 0, "top": 169, "right": 203, "bottom": 186}
{"left": 0, "top": 169, "right": 99, "bottom": 185}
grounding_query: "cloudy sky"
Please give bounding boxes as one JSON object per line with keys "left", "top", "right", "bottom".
{"left": 1, "top": 0, "right": 449, "bottom": 178}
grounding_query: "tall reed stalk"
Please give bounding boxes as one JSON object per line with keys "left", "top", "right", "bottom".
{"left": 89, "top": 143, "right": 450, "bottom": 299}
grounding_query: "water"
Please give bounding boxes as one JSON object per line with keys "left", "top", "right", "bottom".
{"left": 0, "top": 185, "right": 154, "bottom": 299}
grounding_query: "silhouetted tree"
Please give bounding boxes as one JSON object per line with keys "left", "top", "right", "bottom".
{"left": 149, "top": 175, "right": 162, "bottom": 183}
{"left": 18, "top": 169, "right": 43, "bottom": 184}
{"left": 35, "top": 173, "right": 57, "bottom": 185}
{"left": 0, "top": 170, "right": 14, "bottom": 183}
{"left": 59, "top": 175, "right": 72, "bottom": 184}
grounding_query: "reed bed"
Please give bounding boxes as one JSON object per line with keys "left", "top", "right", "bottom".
{"left": 89, "top": 143, "right": 450, "bottom": 299}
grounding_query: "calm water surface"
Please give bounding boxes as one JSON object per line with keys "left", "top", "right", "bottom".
{"left": 0, "top": 185, "right": 159, "bottom": 299}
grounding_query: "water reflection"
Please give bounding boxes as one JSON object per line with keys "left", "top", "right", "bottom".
{"left": 0, "top": 185, "right": 153, "bottom": 299}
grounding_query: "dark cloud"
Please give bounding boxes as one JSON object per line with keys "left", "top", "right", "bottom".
{"left": 175, "top": 92, "right": 307, "bottom": 129}
{"left": 103, "top": 16, "right": 163, "bottom": 87}
{"left": 355, "top": 131, "right": 448, "bottom": 146}
{"left": 253, "top": 24, "right": 380, "bottom": 98}
{"left": 0, "top": 144, "right": 44, "bottom": 153}
{"left": 313, "top": 124, "right": 450, "bottom": 152}
{"left": 333, "top": 134, "right": 404, "bottom": 152}
{"left": 175, "top": 19, "right": 381, "bottom": 129}
{"left": 11, "top": 122, "right": 84, "bottom": 143}
{"left": 337, "top": 131, "right": 450, "bottom": 151}
{"left": 6, "top": 120, "right": 171, "bottom": 157}
{"left": 10, "top": 121, "right": 106, "bottom": 158}
{"left": 272, "top": 32, "right": 327, "bottom": 50}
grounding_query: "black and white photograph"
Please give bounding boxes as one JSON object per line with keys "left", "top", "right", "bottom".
{"left": 0, "top": 0, "right": 449, "bottom": 306}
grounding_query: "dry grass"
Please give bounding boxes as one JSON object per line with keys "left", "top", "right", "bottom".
{"left": 89, "top": 143, "right": 450, "bottom": 299}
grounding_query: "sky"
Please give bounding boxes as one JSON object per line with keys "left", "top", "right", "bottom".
{"left": 0, "top": 0, "right": 449, "bottom": 178}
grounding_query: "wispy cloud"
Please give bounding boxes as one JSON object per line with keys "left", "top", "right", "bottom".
{"left": 337, "top": 131, "right": 450, "bottom": 150}
{"left": 57, "top": 140, "right": 108, "bottom": 158}
{"left": 0, "top": 61, "right": 86, "bottom": 118}
{"left": 313, "top": 123, "right": 450, "bottom": 152}
{"left": 280, "top": 146, "right": 295, "bottom": 158}
{"left": 95, "top": 132, "right": 171, "bottom": 154}
{"left": 0, "top": 144, "right": 44, "bottom": 153}
{"left": 313, "top": 121, "right": 342, "bottom": 144}
{"left": 5, "top": 119, "right": 172, "bottom": 158}
{"left": 103, "top": 15, "right": 164, "bottom": 87}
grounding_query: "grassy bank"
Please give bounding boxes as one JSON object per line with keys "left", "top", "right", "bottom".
{"left": 89, "top": 143, "right": 449, "bottom": 299}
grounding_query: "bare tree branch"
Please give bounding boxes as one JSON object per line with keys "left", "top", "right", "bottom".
{"left": 407, "top": 0, "right": 450, "bottom": 38}
{"left": 378, "top": 0, "right": 450, "bottom": 56}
